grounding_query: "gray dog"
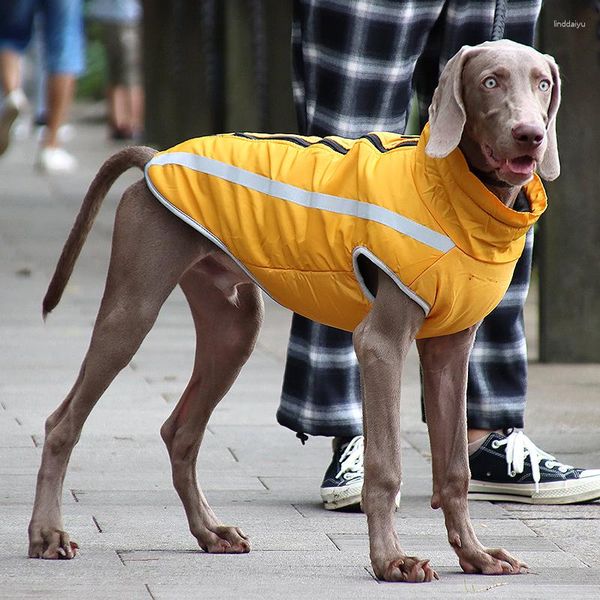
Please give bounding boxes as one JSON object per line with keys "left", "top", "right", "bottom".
{"left": 29, "top": 40, "right": 560, "bottom": 583}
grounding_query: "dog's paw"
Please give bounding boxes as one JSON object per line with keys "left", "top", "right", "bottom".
{"left": 28, "top": 526, "right": 78, "bottom": 560}
{"left": 458, "top": 547, "right": 528, "bottom": 575}
{"left": 374, "top": 556, "right": 439, "bottom": 582}
{"left": 197, "top": 524, "right": 251, "bottom": 554}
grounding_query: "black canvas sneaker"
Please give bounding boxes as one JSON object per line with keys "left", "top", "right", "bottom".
{"left": 320, "top": 435, "right": 400, "bottom": 510}
{"left": 321, "top": 435, "right": 364, "bottom": 510}
{"left": 469, "top": 429, "right": 600, "bottom": 504}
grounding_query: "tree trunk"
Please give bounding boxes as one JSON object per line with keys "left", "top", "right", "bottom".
{"left": 142, "top": 0, "right": 295, "bottom": 148}
{"left": 537, "top": 1, "right": 600, "bottom": 362}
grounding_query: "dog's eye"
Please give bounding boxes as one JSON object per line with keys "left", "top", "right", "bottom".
{"left": 539, "top": 79, "right": 551, "bottom": 92}
{"left": 483, "top": 77, "right": 497, "bottom": 89}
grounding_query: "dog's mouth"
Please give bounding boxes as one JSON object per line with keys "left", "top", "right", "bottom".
{"left": 483, "top": 145, "right": 537, "bottom": 180}
{"left": 503, "top": 155, "right": 537, "bottom": 175}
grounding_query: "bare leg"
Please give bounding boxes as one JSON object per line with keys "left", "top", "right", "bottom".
{"left": 28, "top": 184, "right": 207, "bottom": 558}
{"left": 128, "top": 84, "right": 144, "bottom": 134}
{"left": 353, "top": 268, "right": 437, "bottom": 582}
{"left": 417, "top": 330, "right": 527, "bottom": 575}
{"left": 160, "top": 263, "right": 263, "bottom": 553}
{"left": 108, "top": 84, "right": 144, "bottom": 137}
{"left": 107, "top": 85, "right": 126, "bottom": 133}
{"left": 0, "top": 50, "right": 21, "bottom": 93}
{"left": 42, "top": 73, "right": 75, "bottom": 147}
{"left": 468, "top": 428, "right": 496, "bottom": 443}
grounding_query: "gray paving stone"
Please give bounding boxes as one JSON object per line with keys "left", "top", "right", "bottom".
{"left": 2, "top": 104, "right": 600, "bottom": 599}
{"left": 523, "top": 518, "right": 600, "bottom": 567}
{"left": 0, "top": 475, "right": 75, "bottom": 505}
{"left": 147, "top": 578, "right": 600, "bottom": 600}
{"left": 0, "top": 584, "right": 152, "bottom": 600}
{"left": 499, "top": 503, "right": 600, "bottom": 519}
{"left": 114, "top": 544, "right": 585, "bottom": 573}
{"left": 331, "top": 532, "right": 560, "bottom": 552}
{"left": 0, "top": 432, "right": 35, "bottom": 449}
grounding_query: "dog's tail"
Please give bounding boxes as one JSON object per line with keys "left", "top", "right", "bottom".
{"left": 43, "top": 145, "right": 157, "bottom": 318}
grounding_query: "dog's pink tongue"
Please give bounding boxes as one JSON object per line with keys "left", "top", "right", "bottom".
{"left": 506, "top": 156, "right": 536, "bottom": 175}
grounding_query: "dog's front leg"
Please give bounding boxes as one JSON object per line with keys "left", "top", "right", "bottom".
{"left": 417, "top": 330, "right": 527, "bottom": 576}
{"left": 353, "top": 269, "right": 437, "bottom": 582}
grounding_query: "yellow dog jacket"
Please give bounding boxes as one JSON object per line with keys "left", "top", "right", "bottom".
{"left": 145, "top": 125, "right": 546, "bottom": 338}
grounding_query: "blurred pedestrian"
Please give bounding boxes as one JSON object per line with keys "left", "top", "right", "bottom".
{"left": 87, "top": 0, "right": 144, "bottom": 141}
{"left": 0, "top": 0, "right": 84, "bottom": 172}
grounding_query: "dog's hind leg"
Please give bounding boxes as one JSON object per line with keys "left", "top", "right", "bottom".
{"left": 160, "top": 262, "right": 263, "bottom": 553}
{"left": 28, "top": 182, "right": 207, "bottom": 559}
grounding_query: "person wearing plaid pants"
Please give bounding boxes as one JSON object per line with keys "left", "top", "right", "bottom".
{"left": 277, "top": 0, "right": 600, "bottom": 508}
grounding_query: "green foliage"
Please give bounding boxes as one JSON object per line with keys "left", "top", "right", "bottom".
{"left": 76, "top": 22, "right": 107, "bottom": 100}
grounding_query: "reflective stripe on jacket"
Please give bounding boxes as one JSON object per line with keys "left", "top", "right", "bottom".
{"left": 144, "top": 124, "right": 546, "bottom": 338}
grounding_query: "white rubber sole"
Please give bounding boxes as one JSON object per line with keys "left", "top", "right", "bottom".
{"left": 469, "top": 477, "right": 600, "bottom": 504}
{"left": 322, "top": 483, "right": 401, "bottom": 511}
{"left": 322, "top": 481, "right": 362, "bottom": 510}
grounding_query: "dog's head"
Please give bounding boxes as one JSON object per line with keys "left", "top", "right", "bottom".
{"left": 426, "top": 40, "right": 561, "bottom": 185}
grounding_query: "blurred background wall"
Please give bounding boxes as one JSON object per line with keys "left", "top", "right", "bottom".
{"left": 537, "top": 0, "right": 600, "bottom": 362}
{"left": 142, "top": 0, "right": 296, "bottom": 147}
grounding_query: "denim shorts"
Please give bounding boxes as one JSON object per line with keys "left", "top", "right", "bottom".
{"left": 0, "top": 0, "right": 84, "bottom": 75}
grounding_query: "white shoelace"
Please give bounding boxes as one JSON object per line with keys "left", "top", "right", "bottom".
{"left": 335, "top": 435, "right": 364, "bottom": 481}
{"left": 492, "top": 430, "right": 573, "bottom": 493}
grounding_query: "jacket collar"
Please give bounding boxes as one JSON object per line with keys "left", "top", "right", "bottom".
{"left": 413, "top": 123, "right": 547, "bottom": 262}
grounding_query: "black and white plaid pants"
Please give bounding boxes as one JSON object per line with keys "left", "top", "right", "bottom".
{"left": 277, "top": 0, "right": 542, "bottom": 437}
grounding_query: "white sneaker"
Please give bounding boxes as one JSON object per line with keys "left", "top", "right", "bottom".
{"left": 36, "top": 146, "right": 77, "bottom": 173}
{"left": 320, "top": 435, "right": 401, "bottom": 511}
{"left": 36, "top": 123, "right": 76, "bottom": 145}
{"left": 0, "top": 89, "right": 28, "bottom": 156}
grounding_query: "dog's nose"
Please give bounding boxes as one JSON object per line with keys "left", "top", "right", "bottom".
{"left": 512, "top": 123, "right": 545, "bottom": 147}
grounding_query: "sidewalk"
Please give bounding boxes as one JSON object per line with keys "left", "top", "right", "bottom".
{"left": 1, "top": 104, "right": 599, "bottom": 599}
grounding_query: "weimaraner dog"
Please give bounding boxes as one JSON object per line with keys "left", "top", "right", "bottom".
{"left": 29, "top": 40, "right": 560, "bottom": 583}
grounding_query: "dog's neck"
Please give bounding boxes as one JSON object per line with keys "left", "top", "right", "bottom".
{"left": 459, "top": 137, "right": 521, "bottom": 209}
{"left": 469, "top": 166, "right": 521, "bottom": 209}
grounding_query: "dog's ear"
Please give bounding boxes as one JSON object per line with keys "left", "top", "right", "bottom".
{"left": 426, "top": 45, "right": 475, "bottom": 158}
{"left": 537, "top": 54, "right": 561, "bottom": 181}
